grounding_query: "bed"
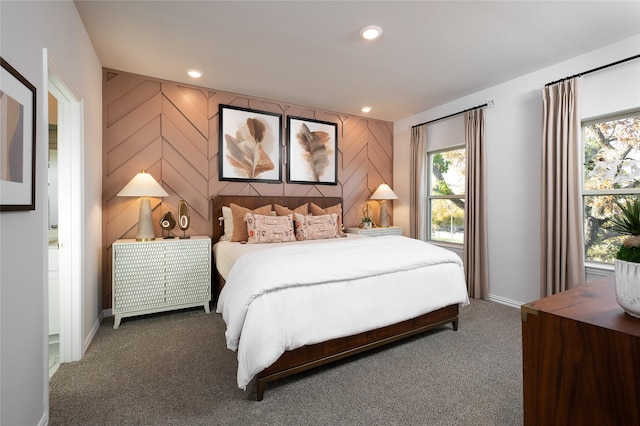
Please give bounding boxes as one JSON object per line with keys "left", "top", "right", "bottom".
{"left": 212, "top": 195, "right": 469, "bottom": 400}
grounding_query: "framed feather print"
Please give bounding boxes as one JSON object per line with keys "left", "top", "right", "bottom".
{"left": 287, "top": 116, "right": 338, "bottom": 185}
{"left": 219, "top": 104, "right": 282, "bottom": 183}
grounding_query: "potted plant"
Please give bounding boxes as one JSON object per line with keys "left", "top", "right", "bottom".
{"left": 361, "top": 216, "right": 373, "bottom": 229}
{"left": 361, "top": 203, "right": 374, "bottom": 229}
{"left": 609, "top": 197, "right": 640, "bottom": 318}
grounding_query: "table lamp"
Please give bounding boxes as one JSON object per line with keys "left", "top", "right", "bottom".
{"left": 370, "top": 183, "right": 398, "bottom": 227}
{"left": 117, "top": 171, "right": 169, "bottom": 241}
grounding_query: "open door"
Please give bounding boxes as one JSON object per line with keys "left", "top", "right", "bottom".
{"left": 48, "top": 56, "right": 84, "bottom": 365}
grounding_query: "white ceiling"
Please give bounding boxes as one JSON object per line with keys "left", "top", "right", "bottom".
{"left": 74, "top": 1, "right": 640, "bottom": 122}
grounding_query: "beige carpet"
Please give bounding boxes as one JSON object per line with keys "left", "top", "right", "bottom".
{"left": 49, "top": 299, "right": 523, "bottom": 425}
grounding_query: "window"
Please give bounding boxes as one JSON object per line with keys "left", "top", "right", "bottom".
{"left": 428, "top": 147, "right": 465, "bottom": 244}
{"left": 583, "top": 111, "right": 640, "bottom": 264}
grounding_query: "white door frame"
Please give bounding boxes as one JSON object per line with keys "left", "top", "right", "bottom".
{"left": 47, "top": 54, "right": 84, "bottom": 363}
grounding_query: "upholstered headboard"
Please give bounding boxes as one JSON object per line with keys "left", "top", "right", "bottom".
{"left": 211, "top": 195, "right": 343, "bottom": 243}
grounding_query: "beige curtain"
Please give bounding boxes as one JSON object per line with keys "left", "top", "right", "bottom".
{"left": 410, "top": 125, "right": 428, "bottom": 240}
{"left": 541, "top": 78, "right": 584, "bottom": 296}
{"left": 464, "top": 108, "right": 489, "bottom": 299}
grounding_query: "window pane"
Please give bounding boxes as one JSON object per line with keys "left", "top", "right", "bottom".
{"left": 584, "top": 194, "right": 628, "bottom": 263}
{"left": 584, "top": 116, "right": 640, "bottom": 191}
{"left": 430, "top": 149, "right": 466, "bottom": 196}
{"left": 430, "top": 199, "right": 464, "bottom": 243}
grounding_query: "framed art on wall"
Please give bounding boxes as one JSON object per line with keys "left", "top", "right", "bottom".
{"left": 219, "top": 104, "right": 282, "bottom": 183}
{"left": 287, "top": 116, "right": 338, "bottom": 185}
{"left": 0, "top": 57, "right": 36, "bottom": 211}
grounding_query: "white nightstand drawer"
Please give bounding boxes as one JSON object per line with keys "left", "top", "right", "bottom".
{"left": 345, "top": 226, "right": 403, "bottom": 237}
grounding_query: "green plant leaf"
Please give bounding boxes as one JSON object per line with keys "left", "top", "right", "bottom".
{"left": 608, "top": 198, "right": 640, "bottom": 236}
{"left": 616, "top": 245, "right": 640, "bottom": 262}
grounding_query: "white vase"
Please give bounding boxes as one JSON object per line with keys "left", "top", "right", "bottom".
{"left": 614, "top": 259, "right": 640, "bottom": 319}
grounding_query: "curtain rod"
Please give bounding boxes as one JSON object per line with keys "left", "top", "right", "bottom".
{"left": 545, "top": 53, "right": 640, "bottom": 87}
{"left": 411, "top": 101, "right": 494, "bottom": 129}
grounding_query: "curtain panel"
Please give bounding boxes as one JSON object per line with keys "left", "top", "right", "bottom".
{"left": 540, "top": 77, "right": 584, "bottom": 296}
{"left": 464, "top": 108, "right": 489, "bottom": 300}
{"left": 410, "top": 125, "right": 428, "bottom": 240}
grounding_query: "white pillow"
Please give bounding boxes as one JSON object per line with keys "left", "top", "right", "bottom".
{"left": 219, "top": 206, "right": 234, "bottom": 241}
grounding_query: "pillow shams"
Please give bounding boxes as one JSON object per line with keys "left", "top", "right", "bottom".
{"left": 309, "top": 202, "right": 346, "bottom": 236}
{"left": 245, "top": 213, "right": 296, "bottom": 243}
{"left": 274, "top": 203, "right": 308, "bottom": 216}
{"left": 230, "top": 203, "right": 272, "bottom": 242}
{"left": 294, "top": 213, "right": 339, "bottom": 241}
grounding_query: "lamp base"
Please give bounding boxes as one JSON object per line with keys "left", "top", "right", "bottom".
{"left": 378, "top": 200, "right": 390, "bottom": 227}
{"left": 136, "top": 197, "right": 157, "bottom": 241}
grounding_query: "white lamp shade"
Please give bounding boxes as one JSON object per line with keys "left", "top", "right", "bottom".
{"left": 370, "top": 183, "right": 398, "bottom": 200}
{"left": 117, "top": 172, "right": 168, "bottom": 197}
{"left": 117, "top": 171, "right": 168, "bottom": 241}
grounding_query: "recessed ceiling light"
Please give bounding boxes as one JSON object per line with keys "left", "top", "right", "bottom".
{"left": 187, "top": 69, "right": 202, "bottom": 79}
{"left": 361, "top": 106, "right": 373, "bottom": 113}
{"left": 360, "top": 25, "right": 382, "bottom": 40}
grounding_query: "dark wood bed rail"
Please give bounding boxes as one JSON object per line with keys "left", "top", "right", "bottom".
{"left": 256, "top": 304, "right": 459, "bottom": 400}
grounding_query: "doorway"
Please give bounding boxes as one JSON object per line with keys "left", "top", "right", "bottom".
{"left": 48, "top": 93, "right": 60, "bottom": 377}
{"left": 47, "top": 56, "right": 84, "bottom": 369}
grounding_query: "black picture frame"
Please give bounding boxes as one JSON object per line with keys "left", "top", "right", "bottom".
{"left": 218, "top": 104, "right": 282, "bottom": 183}
{"left": 287, "top": 116, "right": 338, "bottom": 185}
{"left": 1, "top": 57, "right": 36, "bottom": 211}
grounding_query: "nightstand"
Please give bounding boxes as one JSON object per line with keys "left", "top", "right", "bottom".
{"left": 345, "top": 226, "right": 403, "bottom": 237}
{"left": 112, "top": 236, "right": 211, "bottom": 328}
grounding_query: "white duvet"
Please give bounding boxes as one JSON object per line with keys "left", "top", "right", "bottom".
{"left": 216, "top": 235, "right": 469, "bottom": 389}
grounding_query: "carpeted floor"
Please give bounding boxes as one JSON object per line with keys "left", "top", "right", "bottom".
{"left": 49, "top": 299, "right": 523, "bottom": 426}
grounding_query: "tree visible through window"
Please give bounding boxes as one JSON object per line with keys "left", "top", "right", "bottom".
{"left": 583, "top": 111, "right": 640, "bottom": 263}
{"left": 428, "top": 148, "right": 465, "bottom": 244}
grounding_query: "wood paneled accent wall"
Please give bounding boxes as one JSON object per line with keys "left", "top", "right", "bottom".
{"left": 102, "top": 69, "right": 393, "bottom": 308}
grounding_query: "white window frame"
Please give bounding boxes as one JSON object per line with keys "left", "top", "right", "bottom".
{"left": 427, "top": 144, "right": 465, "bottom": 246}
{"left": 582, "top": 109, "right": 640, "bottom": 267}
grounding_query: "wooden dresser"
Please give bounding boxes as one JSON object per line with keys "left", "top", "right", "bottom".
{"left": 521, "top": 275, "right": 640, "bottom": 425}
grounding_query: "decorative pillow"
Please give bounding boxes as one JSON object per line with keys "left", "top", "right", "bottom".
{"left": 245, "top": 212, "right": 296, "bottom": 243}
{"left": 309, "top": 202, "right": 346, "bottom": 236}
{"left": 230, "top": 203, "right": 272, "bottom": 242}
{"left": 294, "top": 213, "right": 339, "bottom": 241}
{"left": 219, "top": 206, "right": 234, "bottom": 241}
{"left": 274, "top": 203, "right": 309, "bottom": 216}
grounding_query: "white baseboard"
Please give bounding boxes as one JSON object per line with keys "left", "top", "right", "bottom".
{"left": 83, "top": 310, "right": 105, "bottom": 355}
{"left": 488, "top": 294, "right": 524, "bottom": 308}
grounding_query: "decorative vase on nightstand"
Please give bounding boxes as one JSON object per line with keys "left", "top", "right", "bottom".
{"left": 615, "top": 259, "right": 640, "bottom": 319}
{"left": 178, "top": 199, "right": 190, "bottom": 239}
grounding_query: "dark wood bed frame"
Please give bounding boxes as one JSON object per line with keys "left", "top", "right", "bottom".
{"left": 211, "top": 195, "right": 460, "bottom": 401}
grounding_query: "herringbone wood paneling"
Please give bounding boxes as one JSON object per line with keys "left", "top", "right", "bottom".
{"left": 102, "top": 69, "right": 393, "bottom": 308}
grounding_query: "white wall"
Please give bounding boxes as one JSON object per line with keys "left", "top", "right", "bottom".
{"left": 0, "top": 1, "right": 102, "bottom": 425}
{"left": 394, "top": 35, "right": 640, "bottom": 307}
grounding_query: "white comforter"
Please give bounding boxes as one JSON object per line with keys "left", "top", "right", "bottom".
{"left": 216, "top": 235, "right": 469, "bottom": 389}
